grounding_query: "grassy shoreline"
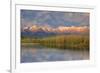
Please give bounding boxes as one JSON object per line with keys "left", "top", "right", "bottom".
{"left": 21, "top": 35, "right": 89, "bottom": 50}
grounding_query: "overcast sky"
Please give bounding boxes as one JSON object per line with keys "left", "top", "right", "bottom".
{"left": 21, "top": 10, "right": 89, "bottom": 28}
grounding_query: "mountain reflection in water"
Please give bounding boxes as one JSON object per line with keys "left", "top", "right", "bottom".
{"left": 21, "top": 45, "right": 89, "bottom": 63}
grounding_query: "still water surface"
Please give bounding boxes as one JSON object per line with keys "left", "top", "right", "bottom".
{"left": 21, "top": 45, "right": 89, "bottom": 63}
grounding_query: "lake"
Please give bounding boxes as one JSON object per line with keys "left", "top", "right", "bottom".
{"left": 21, "top": 44, "right": 89, "bottom": 63}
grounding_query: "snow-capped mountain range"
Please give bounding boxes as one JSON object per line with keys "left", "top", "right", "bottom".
{"left": 22, "top": 25, "right": 89, "bottom": 33}
{"left": 21, "top": 25, "right": 89, "bottom": 37}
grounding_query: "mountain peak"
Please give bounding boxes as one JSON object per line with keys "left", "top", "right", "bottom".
{"left": 22, "top": 24, "right": 89, "bottom": 34}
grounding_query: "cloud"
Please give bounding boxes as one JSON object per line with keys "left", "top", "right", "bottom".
{"left": 21, "top": 10, "right": 89, "bottom": 27}
{"left": 23, "top": 24, "right": 89, "bottom": 33}
{"left": 56, "top": 26, "right": 89, "bottom": 33}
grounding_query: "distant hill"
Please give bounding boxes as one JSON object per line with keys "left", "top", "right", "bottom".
{"left": 21, "top": 25, "right": 89, "bottom": 38}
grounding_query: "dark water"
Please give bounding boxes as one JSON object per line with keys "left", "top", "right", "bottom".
{"left": 21, "top": 45, "right": 89, "bottom": 63}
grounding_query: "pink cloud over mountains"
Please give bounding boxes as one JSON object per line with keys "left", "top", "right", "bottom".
{"left": 23, "top": 24, "right": 89, "bottom": 33}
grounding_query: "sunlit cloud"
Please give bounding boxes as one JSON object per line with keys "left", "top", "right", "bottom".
{"left": 56, "top": 26, "right": 89, "bottom": 33}
{"left": 23, "top": 24, "right": 89, "bottom": 33}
